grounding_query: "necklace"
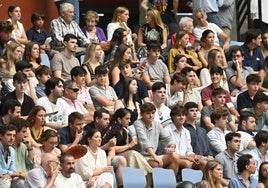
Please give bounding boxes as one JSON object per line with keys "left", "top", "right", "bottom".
{"left": 88, "top": 146, "right": 98, "bottom": 155}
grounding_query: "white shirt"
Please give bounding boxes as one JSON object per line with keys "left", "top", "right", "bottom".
{"left": 54, "top": 173, "right": 85, "bottom": 188}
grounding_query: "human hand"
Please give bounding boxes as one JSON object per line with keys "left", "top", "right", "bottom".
{"left": 153, "top": 156, "right": 163, "bottom": 167}
{"left": 108, "top": 137, "right": 117, "bottom": 147}
{"left": 102, "top": 166, "right": 113, "bottom": 173}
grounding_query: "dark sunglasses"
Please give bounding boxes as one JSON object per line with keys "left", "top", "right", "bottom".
{"left": 68, "top": 88, "right": 79, "bottom": 92}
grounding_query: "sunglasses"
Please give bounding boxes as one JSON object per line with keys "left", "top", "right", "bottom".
{"left": 68, "top": 88, "right": 79, "bottom": 92}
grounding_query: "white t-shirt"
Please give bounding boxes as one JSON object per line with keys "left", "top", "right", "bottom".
{"left": 54, "top": 173, "right": 85, "bottom": 188}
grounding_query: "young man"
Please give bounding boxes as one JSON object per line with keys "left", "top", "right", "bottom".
{"left": 11, "top": 118, "right": 34, "bottom": 187}
{"left": 115, "top": 59, "right": 149, "bottom": 104}
{"left": 237, "top": 74, "right": 261, "bottom": 112}
{"left": 1, "top": 72, "right": 35, "bottom": 118}
{"left": 0, "top": 125, "right": 17, "bottom": 188}
{"left": 0, "top": 99, "right": 21, "bottom": 126}
{"left": 134, "top": 102, "right": 180, "bottom": 175}
{"left": 240, "top": 29, "right": 266, "bottom": 91}
{"left": 225, "top": 48, "right": 254, "bottom": 96}
{"left": 165, "top": 105, "right": 206, "bottom": 170}
{"left": 244, "top": 92, "right": 268, "bottom": 131}
{"left": 35, "top": 77, "right": 66, "bottom": 129}
{"left": 237, "top": 111, "right": 256, "bottom": 155}
{"left": 249, "top": 130, "right": 268, "bottom": 179}
{"left": 58, "top": 112, "right": 84, "bottom": 153}
{"left": 54, "top": 153, "right": 85, "bottom": 188}
{"left": 183, "top": 102, "right": 213, "bottom": 158}
{"left": 151, "top": 82, "right": 171, "bottom": 124}
{"left": 215, "top": 132, "right": 241, "bottom": 180}
{"left": 51, "top": 33, "right": 80, "bottom": 80}
{"left": 165, "top": 73, "right": 188, "bottom": 109}
{"left": 142, "top": 42, "right": 170, "bottom": 89}
{"left": 24, "top": 153, "right": 59, "bottom": 188}
{"left": 89, "top": 65, "right": 117, "bottom": 112}
{"left": 201, "top": 87, "right": 236, "bottom": 132}
{"left": 35, "top": 65, "right": 51, "bottom": 98}
{"left": 207, "top": 107, "right": 230, "bottom": 156}
{"left": 0, "top": 20, "right": 13, "bottom": 56}
{"left": 229, "top": 154, "right": 258, "bottom": 188}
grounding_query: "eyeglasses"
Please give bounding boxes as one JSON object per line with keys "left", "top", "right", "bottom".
{"left": 68, "top": 88, "right": 79, "bottom": 92}
{"left": 232, "top": 54, "right": 242, "bottom": 58}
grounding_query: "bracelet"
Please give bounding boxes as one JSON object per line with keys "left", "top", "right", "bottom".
{"left": 27, "top": 148, "right": 33, "bottom": 151}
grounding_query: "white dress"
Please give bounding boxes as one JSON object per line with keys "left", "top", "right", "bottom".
{"left": 74, "top": 146, "right": 114, "bottom": 188}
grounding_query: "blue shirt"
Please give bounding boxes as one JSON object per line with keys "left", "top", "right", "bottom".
{"left": 228, "top": 174, "right": 259, "bottom": 188}
{"left": 26, "top": 27, "right": 49, "bottom": 45}
{"left": 58, "top": 126, "right": 75, "bottom": 146}
{"left": 237, "top": 90, "right": 254, "bottom": 112}
{"left": 0, "top": 142, "right": 16, "bottom": 175}
{"left": 240, "top": 43, "right": 264, "bottom": 71}
{"left": 249, "top": 147, "right": 268, "bottom": 179}
{"left": 35, "top": 84, "right": 46, "bottom": 98}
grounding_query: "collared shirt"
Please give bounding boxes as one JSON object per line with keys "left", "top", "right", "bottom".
{"left": 165, "top": 123, "right": 194, "bottom": 156}
{"left": 240, "top": 43, "right": 264, "bottom": 71}
{"left": 249, "top": 147, "right": 268, "bottom": 179}
{"left": 50, "top": 17, "right": 89, "bottom": 49}
{"left": 59, "top": 96, "right": 88, "bottom": 115}
{"left": 229, "top": 174, "right": 259, "bottom": 188}
{"left": 244, "top": 108, "right": 268, "bottom": 131}
{"left": 207, "top": 127, "right": 230, "bottom": 156}
{"left": 215, "top": 150, "right": 238, "bottom": 180}
{"left": 26, "top": 27, "right": 49, "bottom": 45}
{"left": 154, "top": 103, "right": 171, "bottom": 124}
{"left": 237, "top": 128, "right": 255, "bottom": 155}
{"left": 0, "top": 142, "right": 15, "bottom": 175}
{"left": 35, "top": 84, "right": 46, "bottom": 99}
{"left": 77, "top": 86, "right": 93, "bottom": 105}
{"left": 15, "top": 143, "right": 34, "bottom": 172}
{"left": 237, "top": 90, "right": 254, "bottom": 112}
{"left": 24, "top": 166, "right": 53, "bottom": 188}
{"left": 165, "top": 84, "right": 183, "bottom": 109}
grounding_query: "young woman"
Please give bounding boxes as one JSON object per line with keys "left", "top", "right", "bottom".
{"left": 75, "top": 128, "right": 114, "bottom": 188}
{"left": 102, "top": 108, "right": 152, "bottom": 175}
{"left": 27, "top": 106, "right": 50, "bottom": 147}
{"left": 199, "top": 48, "right": 229, "bottom": 90}
{"left": 33, "top": 129, "right": 61, "bottom": 167}
{"left": 82, "top": 43, "right": 103, "bottom": 86}
{"left": 197, "top": 160, "right": 225, "bottom": 188}
{"left": 259, "top": 162, "right": 268, "bottom": 188}
{"left": 168, "top": 31, "right": 203, "bottom": 73}
{"left": 138, "top": 8, "right": 168, "bottom": 50}
{"left": 109, "top": 44, "right": 137, "bottom": 86}
{"left": 114, "top": 77, "right": 140, "bottom": 124}
{"left": 23, "top": 42, "right": 42, "bottom": 70}
{"left": 107, "top": 6, "right": 135, "bottom": 44}
{"left": 7, "top": 4, "right": 30, "bottom": 45}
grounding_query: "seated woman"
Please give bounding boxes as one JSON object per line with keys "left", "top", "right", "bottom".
{"left": 82, "top": 43, "right": 103, "bottom": 86}
{"left": 102, "top": 108, "right": 152, "bottom": 176}
{"left": 26, "top": 106, "right": 51, "bottom": 148}
{"left": 199, "top": 48, "right": 229, "bottom": 91}
{"left": 197, "top": 160, "right": 227, "bottom": 188}
{"left": 23, "top": 42, "right": 42, "bottom": 70}
{"left": 75, "top": 128, "right": 114, "bottom": 188}
{"left": 7, "top": 4, "right": 30, "bottom": 45}
{"left": 114, "top": 77, "right": 140, "bottom": 124}
{"left": 109, "top": 43, "right": 137, "bottom": 86}
{"left": 107, "top": 6, "right": 136, "bottom": 45}
{"left": 33, "top": 129, "right": 61, "bottom": 167}
{"left": 138, "top": 8, "right": 168, "bottom": 50}
{"left": 168, "top": 31, "right": 203, "bottom": 73}
{"left": 259, "top": 162, "right": 268, "bottom": 188}
{"left": 81, "top": 10, "right": 108, "bottom": 50}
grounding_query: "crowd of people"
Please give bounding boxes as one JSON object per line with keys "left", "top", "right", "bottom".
{"left": 1, "top": 0, "right": 268, "bottom": 188}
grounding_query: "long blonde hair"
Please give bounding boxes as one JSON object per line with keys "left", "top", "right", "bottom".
{"left": 203, "top": 160, "right": 223, "bottom": 188}
{"left": 83, "top": 43, "right": 100, "bottom": 64}
{"left": 207, "top": 49, "right": 221, "bottom": 69}
{"left": 146, "top": 8, "right": 165, "bottom": 30}
{"left": 111, "top": 6, "right": 128, "bottom": 23}
{"left": 2, "top": 42, "right": 22, "bottom": 70}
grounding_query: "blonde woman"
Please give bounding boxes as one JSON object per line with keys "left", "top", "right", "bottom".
{"left": 138, "top": 8, "right": 168, "bottom": 50}
{"left": 107, "top": 6, "right": 135, "bottom": 44}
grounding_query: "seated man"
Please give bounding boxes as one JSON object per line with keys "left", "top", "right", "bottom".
{"left": 0, "top": 99, "right": 21, "bottom": 126}
{"left": 0, "top": 125, "right": 17, "bottom": 188}
{"left": 201, "top": 87, "right": 237, "bottom": 132}
{"left": 207, "top": 108, "right": 230, "bottom": 156}
{"left": 35, "top": 65, "right": 51, "bottom": 98}
{"left": 225, "top": 48, "right": 255, "bottom": 96}
{"left": 215, "top": 132, "right": 240, "bottom": 180}
{"left": 237, "top": 111, "right": 256, "bottom": 155}
{"left": 89, "top": 65, "right": 118, "bottom": 113}
{"left": 142, "top": 42, "right": 171, "bottom": 89}
{"left": 201, "top": 66, "right": 239, "bottom": 122}
{"left": 184, "top": 102, "right": 213, "bottom": 157}
{"left": 134, "top": 102, "right": 180, "bottom": 176}
{"left": 24, "top": 153, "right": 59, "bottom": 188}
{"left": 58, "top": 112, "right": 84, "bottom": 153}
{"left": 237, "top": 74, "right": 261, "bottom": 112}
{"left": 0, "top": 20, "right": 14, "bottom": 56}
{"left": 51, "top": 33, "right": 80, "bottom": 80}
{"left": 50, "top": 2, "right": 89, "bottom": 50}
{"left": 115, "top": 59, "right": 149, "bottom": 105}
{"left": 1, "top": 72, "right": 35, "bottom": 118}
{"left": 244, "top": 92, "right": 268, "bottom": 131}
